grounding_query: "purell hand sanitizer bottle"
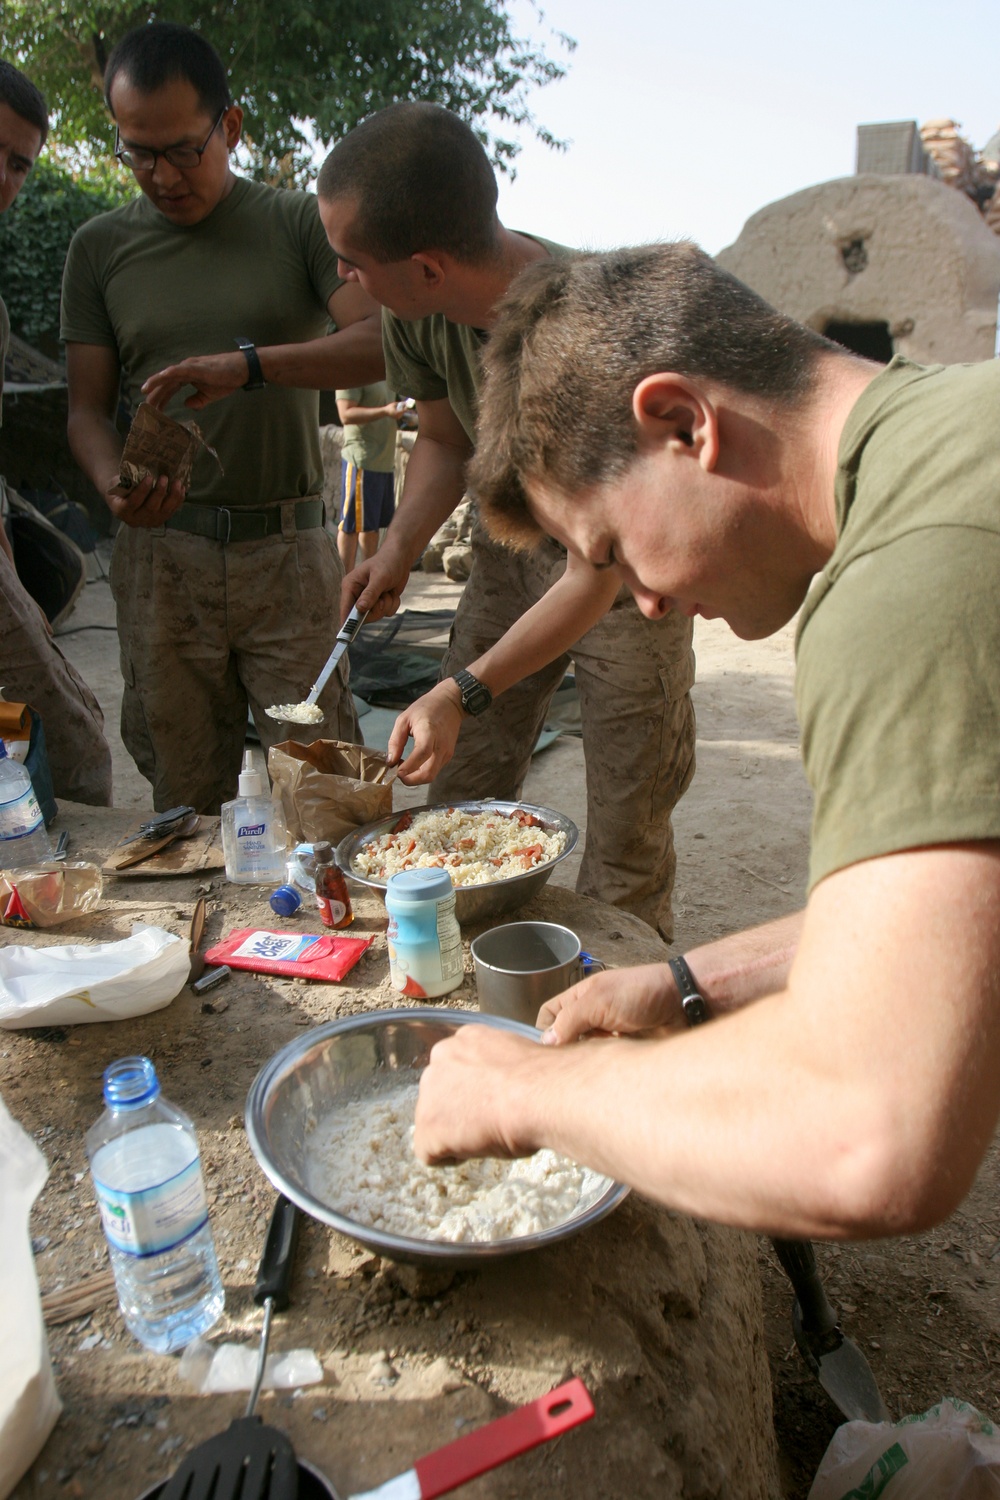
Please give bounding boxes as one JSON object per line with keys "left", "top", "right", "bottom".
{"left": 221, "top": 750, "right": 287, "bottom": 884}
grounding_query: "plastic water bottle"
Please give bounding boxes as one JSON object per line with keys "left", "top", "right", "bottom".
{"left": 0, "top": 739, "right": 53, "bottom": 868}
{"left": 85, "top": 1056, "right": 224, "bottom": 1353}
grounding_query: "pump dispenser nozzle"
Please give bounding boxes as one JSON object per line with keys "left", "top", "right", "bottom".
{"left": 237, "top": 748, "right": 264, "bottom": 799}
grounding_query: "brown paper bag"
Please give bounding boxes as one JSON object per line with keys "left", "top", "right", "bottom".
{"left": 268, "top": 740, "right": 396, "bottom": 845}
{"left": 118, "top": 402, "right": 221, "bottom": 491}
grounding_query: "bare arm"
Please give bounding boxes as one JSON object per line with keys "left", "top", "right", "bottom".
{"left": 336, "top": 397, "right": 400, "bottom": 426}
{"left": 414, "top": 842, "right": 1000, "bottom": 1238}
{"left": 340, "top": 396, "right": 473, "bottom": 622}
{"left": 388, "top": 553, "right": 625, "bottom": 780}
{"left": 139, "top": 283, "right": 385, "bottom": 411}
{"left": 66, "top": 343, "right": 186, "bottom": 528}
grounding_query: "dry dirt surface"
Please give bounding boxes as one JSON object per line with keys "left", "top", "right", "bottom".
{"left": 13, "top": 583, "right": 1000, "bottom": 1496}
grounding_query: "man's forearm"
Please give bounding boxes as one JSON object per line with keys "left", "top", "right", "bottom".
{"left": 258, "top": 319, "right": 384, "bottom": 390}
{"left": 683, "top": 911, "right": 803, "bottom": 1017}
{"left": 67, "top": 410, "right": 124, "bottom": 498}
{"left": 466, "top": 562, "right": 623, "bottom": 697}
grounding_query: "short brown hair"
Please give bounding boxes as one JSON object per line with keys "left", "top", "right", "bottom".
{"left": 470, "top": 241, "right": 835, "bottom": 548}
{"left": 316, "top": 102, "right": 500, "bottom": 265}
{"left": 0, "top": 60, "right": 48, "bottom": 146}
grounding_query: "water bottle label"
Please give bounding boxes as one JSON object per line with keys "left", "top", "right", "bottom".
{"left": 0, "top": 784, "right": 44, "bottom": 840}
{"left": 94, "top": 1157, "right": 209, "bottom": 1257}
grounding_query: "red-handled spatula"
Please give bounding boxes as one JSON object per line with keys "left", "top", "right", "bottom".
{"left": 343, "top": 1377, "right": 594, "bottom": 1500}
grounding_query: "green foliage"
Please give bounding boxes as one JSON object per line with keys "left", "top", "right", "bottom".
{"left": 2, "top": 0, "right": 575, "bottom": 184}
{"left": 0, "top": 158, "right": 133, "bottom": 354}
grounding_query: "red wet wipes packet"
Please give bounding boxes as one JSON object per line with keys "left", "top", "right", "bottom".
{"left": 203, "top": 927, "right": 371, "bottom": 981}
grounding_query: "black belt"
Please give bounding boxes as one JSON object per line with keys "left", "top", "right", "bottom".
{"left": 164, "top": 497, "right": 324, "bottom": 543}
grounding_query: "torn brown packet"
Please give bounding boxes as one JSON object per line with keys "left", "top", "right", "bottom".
{"left": 118, "top": 401, "right": 222, "bottom": 491}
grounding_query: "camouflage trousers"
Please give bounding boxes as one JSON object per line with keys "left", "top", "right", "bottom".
{"left": 0, "top": 538, "right": 113, "bottom": 806}
{"left": 430, "top": 517, "right": 696, "bottom": 940}
{"left": 110, "top": 510, "right": 360, "bottom": 813}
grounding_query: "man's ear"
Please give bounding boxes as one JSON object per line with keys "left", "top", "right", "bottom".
{"left": 410, "top": 250, "right": 448, "bottom": 290}
{"left": 631, "top": 373, "right": 719, "bottom": 471}
{"left": 224, "top": 104, "right": 244, "bottom": 150}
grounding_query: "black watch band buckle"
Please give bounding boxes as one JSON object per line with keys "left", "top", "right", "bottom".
{"left": 668, "top": 955, "right": 710, "bottom": 1028}
{"left": 235, "top": 337, "right": 265, "bottom": 391}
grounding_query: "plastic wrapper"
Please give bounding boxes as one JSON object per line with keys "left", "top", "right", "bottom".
{"left": 809, "top": 1399, "right": 1000, "bottom": 1498}
{"left": 268, "top": 738, "right": 395, "bottom": 846}
{"left": 203, "top": 926, "right": 371, "bottom": 981}
{"left": 179, "top": 1337, "right": 322, "bottom": 1394}
{"left": 0, "top": 862, "right": 102, "bottom": 928}
{"left": 0, "top": 1092, "right": 61, "bottom": 1498}
{"left": 0, "top": 922, "right": 189, "bottom": 1029}
{"left": 118, "top": 401, "right": 220, "bottom": 491}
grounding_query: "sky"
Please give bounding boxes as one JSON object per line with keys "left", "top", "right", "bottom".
{"left": 494, "top": 0, "right": 1000, "bottom": 255}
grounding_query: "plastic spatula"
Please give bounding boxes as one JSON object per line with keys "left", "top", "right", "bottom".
{"left": 159, "top": 1196, "right": 302, "bottom": 1500}
{"left": 343, "top": 1377, "right": 594, "bottom": 1500}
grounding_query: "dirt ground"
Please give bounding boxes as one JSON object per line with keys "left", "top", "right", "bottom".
{"left": 14, "top": 552, "right": 1000, "bottom": 1495}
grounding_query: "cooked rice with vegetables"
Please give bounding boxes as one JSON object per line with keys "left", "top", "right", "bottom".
{"left": 352, "top": 806, "right": 566, "bottom": 886}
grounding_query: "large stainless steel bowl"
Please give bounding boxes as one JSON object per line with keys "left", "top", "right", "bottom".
{"left": 245, "top": 1009, "right": 628, "bottom": 1267}
{"left": 335, "top": 799, "right": 579, "bottom": 924}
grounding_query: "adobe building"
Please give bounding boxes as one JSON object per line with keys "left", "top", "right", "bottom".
{"left": 717, "top": 122, "right": 1000, "bottom": 364}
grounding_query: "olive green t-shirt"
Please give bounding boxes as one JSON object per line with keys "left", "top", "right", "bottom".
{"left": 381, "top": 234, "right": 572, "bottom": 443}
{"left": 60, "top": 178, "right": 344, "bottom": 507}
{"left": 796, "top": 357, "right": 1000, "bottom": 890}
{"left": 336, "top": 382, "right": 397, "bottom": 472}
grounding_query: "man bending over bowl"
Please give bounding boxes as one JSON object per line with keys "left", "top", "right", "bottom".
{"left": 413, "top": 242, "right": 1000, "bottom": 1241}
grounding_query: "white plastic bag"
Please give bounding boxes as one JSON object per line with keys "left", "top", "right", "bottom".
{"left": 809, "top": 1399, "right": 1000, "bottom": 1499}
{"left": 0, "top": 1092, "right": 61, "bottom": 1498}
{"left": 0, "top": 923, "right": 189, "bottom": 1029}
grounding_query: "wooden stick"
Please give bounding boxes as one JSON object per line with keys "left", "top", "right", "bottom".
{"left": 41, "top": 1269, "right": 117, "bottom": 1325}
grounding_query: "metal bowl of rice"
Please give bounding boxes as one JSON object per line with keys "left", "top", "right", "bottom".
{"left": 335, "top": 799, "right": 579, "bottom": 923}
{"left": 246, "top": 1008, "right": 628, "bottom": 1267}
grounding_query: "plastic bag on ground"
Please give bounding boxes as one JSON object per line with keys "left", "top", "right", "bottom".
{"left": 179, "top": 1336, "right": 323, "bottom": 1393}
{"left": 808, "top": 1398, "right": 1000, "bottom": 1498}
{"left": 0, "top": 1092, "right": 61, "bottom": 1498}
{"left": 0, "top": 922, "right": 189, "bottom": 1029}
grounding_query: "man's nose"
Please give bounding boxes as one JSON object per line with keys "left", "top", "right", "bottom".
{"left": 631, "top": 584, "right": 671, "bottom": 620}
{"left": 337, "top": 260, "right": 358, "bottom": 282}
{"left": 150, "top": 155, "right": 184, "bottom": 188}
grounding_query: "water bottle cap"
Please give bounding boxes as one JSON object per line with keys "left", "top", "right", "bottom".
{"left": 103, "top": 1055, "right": 160, "bottom": 1108}
{"left": 386, "top": 867, "right": 454, "bottom": 902}
{"left": 269, "top": 883, "right": 302, "bottom": 917}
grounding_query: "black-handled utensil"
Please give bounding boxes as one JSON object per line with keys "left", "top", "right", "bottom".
{"left": 771, "top": 1237, "right": 890, "bottom": 1424}
{"left": 159, "top": 1195, "right": 302, "bottom": 1500}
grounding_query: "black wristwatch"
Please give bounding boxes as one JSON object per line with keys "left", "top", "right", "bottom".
{"left": 452, "top": 669, "right": 493, "bottom": 716}
{"left": 668, "top": 955, "right": 710, "bottom": 1028}
{"left": 235, "top": 337, "right": 265, "bottom": 391}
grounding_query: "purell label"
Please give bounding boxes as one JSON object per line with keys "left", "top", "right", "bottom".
{"left": 238, "top": 823, "right": 266, "bottom": 838}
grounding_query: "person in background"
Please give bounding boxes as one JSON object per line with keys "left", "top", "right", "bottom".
{"left": 0, "top": 59, "right": 112, "bottom": 806}
{"left": 318, "top": 103, "right": 695, "bottom": 942}
{"left": 60, "top": 23, "right": 384, "bottom": 813}
{"left": 335, "top": 382, "right": 402, "bottom": 571}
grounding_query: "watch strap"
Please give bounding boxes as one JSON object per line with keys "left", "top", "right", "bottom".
{"left": 235, "top": 338, "right": 265, "bottom": 391}
{"left": 668, "top": 955, "right": 710, "bottom": 1028}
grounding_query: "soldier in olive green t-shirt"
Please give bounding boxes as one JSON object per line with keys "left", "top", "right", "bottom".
{"left": 408, "top": 242, "right": 1000, "bottom": 1251}
{"left": 60, "top": 23, "right": 383, "bottom": 813}
{"left": 317, "top": 103, "right": 695, "bottom": 942}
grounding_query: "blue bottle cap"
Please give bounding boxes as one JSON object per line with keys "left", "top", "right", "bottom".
{"left": 103, "top": 1055, "right": 160, "bottom": 1108}
{"left": 269, "top": 884, "right": 302, "bottom": 917}
{"left": 386, "top": 868, "right": 454, "bottom": 902}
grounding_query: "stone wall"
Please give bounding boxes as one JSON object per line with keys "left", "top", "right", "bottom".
{"left": 718, "top": 173, "right": 1000, "bottom": 363}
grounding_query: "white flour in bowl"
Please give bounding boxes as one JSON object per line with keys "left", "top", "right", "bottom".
{"left": 303, "top": 1080, "right": 597, "bottom": 1242}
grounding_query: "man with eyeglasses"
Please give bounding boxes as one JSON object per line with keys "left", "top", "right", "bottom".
{"left": 60, "top": 22, "right": 384, "bottom": 813}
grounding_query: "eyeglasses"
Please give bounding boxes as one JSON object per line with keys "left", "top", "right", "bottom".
{"left": 114, "top": 106, "right": 228, "bottom": 171}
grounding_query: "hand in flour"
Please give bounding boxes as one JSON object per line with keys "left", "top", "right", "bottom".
{"left": 414, "top": 1025, "right": 544, "bottom": 1164}
{"left": 538, "top": 964, "right": 682, "bottom": 1045}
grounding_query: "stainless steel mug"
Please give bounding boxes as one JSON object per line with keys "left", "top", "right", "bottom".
{"left": 470, "top": 921, "right": 603, "bottom": 1028}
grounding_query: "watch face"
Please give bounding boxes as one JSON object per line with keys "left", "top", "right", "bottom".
{"left": 465, "top": 684, "right": 492, "bottom": 715}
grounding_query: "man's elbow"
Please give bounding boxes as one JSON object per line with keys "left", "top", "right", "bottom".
{"left": 817, "top": 1105, "right": 981, "bottom": 1238}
